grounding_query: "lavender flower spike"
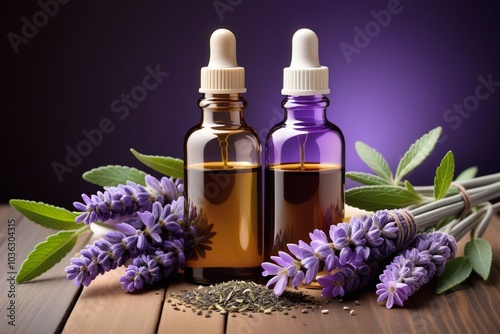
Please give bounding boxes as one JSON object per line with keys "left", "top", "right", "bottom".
{"left": 73, "top": 175, "right": 183, "bottom": 225}
{"left": 262, "top": 209, "right": 416, "bottom": 296}
{"left": 66, "top": 199, "right": 185, "bottom": 290}
{"left": 376, "top": 231, "right": 456, "bottom": 308}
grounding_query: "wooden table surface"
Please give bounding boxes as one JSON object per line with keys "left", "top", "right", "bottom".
{"left": 1, "top": 203, "right": 500, "bottom": 334}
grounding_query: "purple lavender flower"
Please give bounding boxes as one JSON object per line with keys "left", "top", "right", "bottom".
{"left": 262, "top": 251, "right": 304, "bottom": 296}
{"left": 376, "top": 231, "right": 456, "bottom": 308}
{"left": 262, "top": 209, "right": 416, "bottom": 296}
{"left": 65, "top": 257, "right": 94, "bottom": 286}
{"left": 65, "top": 244, "right": 114, "bottom": 286}
{"left": 316, "top": 258, "right": 379, "bottom": 298}
{"left": 66, "top": 198, "right": 185, "bottom": 291}
{"left": 412, "top": 231, "right": 456, "bottom": 275}
{"left": 317, "top": 270, "right": 348, "bottom": 298}
{"left": 375, "top": 269, "right": 411, "bottom": 308}
{"left": 120, "top": 250, "right": 179, "bottom": 292}
{"left": 73, "top": 175, "right": 183, "bottom": 225}
{"left": 120, "top": 265, "right": 148, "bottom": 293}
{"left": 163, "top": 239, "right": 185, "bottom": 270}
{"left": 117, "top": 210, "right": 162, "bottom": 251}
{"left": 182, "top": 203, "right": 216, "bottom": 261}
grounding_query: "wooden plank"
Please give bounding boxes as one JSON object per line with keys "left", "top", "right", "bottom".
{"left": 62, "top": 261, "right": 166, "bottom": 333}
{"left": 0, "top": 204, "right": 92, "bottom": 333}
{"left": 159, "top": 278, "right": 225, "bottom": 334}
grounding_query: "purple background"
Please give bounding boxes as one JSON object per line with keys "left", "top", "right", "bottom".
{"left": 1, "top": 0, "right": 499, "bottom": 209}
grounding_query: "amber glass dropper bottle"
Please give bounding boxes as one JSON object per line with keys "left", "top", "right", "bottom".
{"left": 183, "top": 29, "right": 262, "bottom": 284}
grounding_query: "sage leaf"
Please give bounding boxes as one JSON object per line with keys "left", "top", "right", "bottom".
{"left": 346, "top": 172, "right": 392, "bottom": 186}
{"left": 444, "top": 166, "right": 477, "bottom": 197}
{"left": 464, "top": 238, "right": 492, "bottom": 280}
{"left": 82, "top": 165, "right": 147, "bottom": 187}
{"left": 437, "top": 256, "right": 472, "bottom": 294}
{"left": 345, "top": 185, "right": 422, "bottom": 211}
{"left": 395, "top": 127, "right": 442, "bottom": 183}
{"left": 16, "top": 227, "right": 89, "bottom": 283}
{"left": 9, "top": 199, "right": 82, "bottom": 230}
{"left": 130, "top": 148, "right": 184, "bottom": 179}
{"left": 354, "top": 142, "right": 393, "bottom": 182}
{"left": 404, "top": 180, "right": 420, "bottom": 198}
{"left": 455, "top": 166, "right": 478, "bottom": 182}
{"left": 434, "top": 151, "right": 455, "bottom": 200}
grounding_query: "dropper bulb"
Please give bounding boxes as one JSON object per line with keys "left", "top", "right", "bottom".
{"left": 200, "top": 28, "right": 245, "bottom": 93}
{"left": 290, "top": 28, "right": 321, "bottom": 68}
{"left": 208, "top": 29, "right": 238, "bottom": 68}
{"left": 282, "top": 28, "right": 329, "bottom": 95}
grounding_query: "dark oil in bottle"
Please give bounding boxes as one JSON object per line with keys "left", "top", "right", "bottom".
{"left": 264, "top": 162, "right": 344, "bottom": 261}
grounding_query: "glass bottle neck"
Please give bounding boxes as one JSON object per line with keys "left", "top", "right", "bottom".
{"left": 199, "top": 93, "right": 246, "bottom": 127}
{"left": 282, "top": 95, "right": 330, "bottom": 124}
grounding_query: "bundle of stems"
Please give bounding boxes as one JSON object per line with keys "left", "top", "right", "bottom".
{"left": 413, "top": 179, "right": 500, "bottom": 236}
{"left": 261, "top": 175, "right": 500, "bottom": 300}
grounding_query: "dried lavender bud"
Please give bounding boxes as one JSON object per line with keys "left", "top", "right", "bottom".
{"left": 172, "top": 280, "right": 317, "bottom": 314}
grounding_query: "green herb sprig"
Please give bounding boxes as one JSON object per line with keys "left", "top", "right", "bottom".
{"left": 9, "top": 148, "right": 183, "bottom": 284}
{"left": 346, "top": 126, "right": 500, "bottom": 293}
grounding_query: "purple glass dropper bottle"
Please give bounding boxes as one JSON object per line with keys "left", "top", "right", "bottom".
{"left": 264, "top": 28, "right": 345, "bottom": 261}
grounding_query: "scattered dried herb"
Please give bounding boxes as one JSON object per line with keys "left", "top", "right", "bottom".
{"left": 172, "top": 280, "right": 318, "bottom": 315}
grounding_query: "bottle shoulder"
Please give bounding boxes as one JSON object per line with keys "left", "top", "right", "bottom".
{"left": 267, "top": 121, "right": 343, "bottom": 137}
{"left": 186, "top": 125, "right": 261, "bottom": 140}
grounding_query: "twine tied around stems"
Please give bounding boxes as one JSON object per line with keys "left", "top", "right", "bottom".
{"left": 386, "top": 209, "right": 417, "bottom": 248}
{"left": 453, "top": 182, "right": 473, "bottom": 221}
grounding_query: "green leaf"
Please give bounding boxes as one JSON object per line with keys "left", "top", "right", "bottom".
{"left": 395, "top": 127, "right": 442, "bottom": 183}
{"left": 443, "top": 166, "right": 478, "bottom": 197}
{"left": 130, "top": 148, "right": 184, "bottom": 179}
{"left": 437, "top": 256, "right": 472, "bottom": 294}
{"left": 82, "top": 165, "right": 147, "bottom": 187}
{"left": 465, "top": 238, "right": 492, "bottom": 280}
{"left": 346, "top": 172, "right": 392, "bottom": 186}
{"left": 433, "top": 151, "right": 455, "bottom": 200}
{"left": 9, "top": 199, "right": 82, "bottom": 230}
{"left": 354, "top": 142, "right": 393, "bottom": 182}
{"left": 455, "top": 166, "right": 478, "bottom": 182}
{"left": 404, "top": 180, "right": 420, "bottom": 198}
{"left": 345, "top": 185, "right": 422, "bottom": 211}
{"left": 16, "top": 228, "right": 89, "bottom": 283}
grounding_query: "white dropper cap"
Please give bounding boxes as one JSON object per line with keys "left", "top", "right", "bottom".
{"left": 282, "top": 28, "right": 330, "bottom": 96}
{"left": 199, "top": 29, "right": 246, "bottom": 94}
